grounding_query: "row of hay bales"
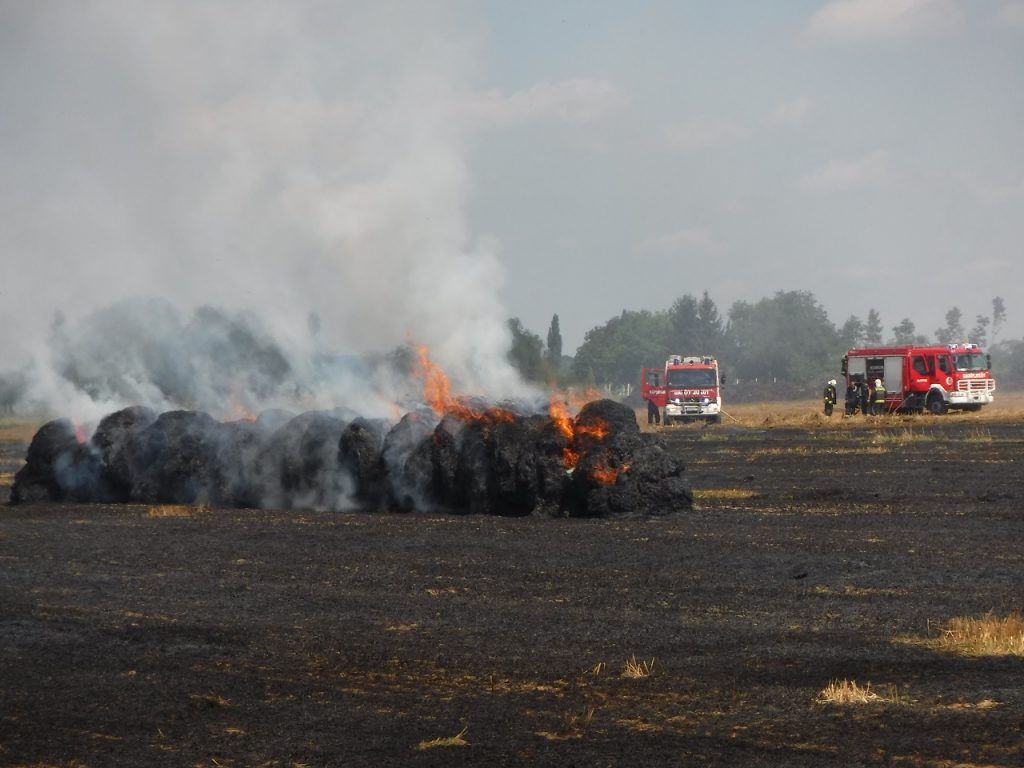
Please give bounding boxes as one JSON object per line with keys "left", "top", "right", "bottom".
{"left": 9, "top": 399, "right": 692, "bottom": 517}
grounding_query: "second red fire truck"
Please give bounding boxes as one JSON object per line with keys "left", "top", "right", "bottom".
{"left": 841, "top": 343, "right": 995, "bottom": 414}
{"left": 642, "top": 355, "right": 723, "bottom": 424}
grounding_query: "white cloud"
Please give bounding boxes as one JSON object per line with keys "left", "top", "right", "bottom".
{"left": 767, "top": 96, "right": 812, "bottom": 127}
{"left": 663, "top": 115, "right": 747, "bottom": 153}
{"left": 994, "top": 1, "right": 1024, "bottom": 30}
{"left": 800, "top": 150, "right": 894, "bottom": 191}
{"left": 641, "top": 228, "right": 723, "bottom": 253}
{"left": 806, "top": 0, "right": 964, "bottom": 42}
{"left": 465, "top": 78, "right": 629, "bottom": 127}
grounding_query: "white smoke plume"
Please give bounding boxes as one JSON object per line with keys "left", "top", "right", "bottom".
{"left": 0, "top": 1, "right": 532, "bottom": 424}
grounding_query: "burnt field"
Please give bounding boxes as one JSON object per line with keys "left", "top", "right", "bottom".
{"left": 1, "top": 407, "right": 1023, "bottom": 767}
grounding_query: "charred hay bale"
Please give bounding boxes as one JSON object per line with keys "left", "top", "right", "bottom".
{"left": 567, "top": 400, "right": 692, "bottom": 517}
{"left": 484, "top": 415, "right": 538, "bottom": 515}
{"left": 451, "top": 419, "right": 491, "bottom": 514}
{"left": 125, "top": 410, "right": 231, "bottom": 505}
{"left": 531, "top": 417, "right": 573, "bottom": 517}
{"left": 337, "top": 417, "right": 390, "bottom": 506}
{"left": 470, "top": 413, "right": 562, "bottom": 517}
{"left": 10, "top": 419, "right": 103, "bottom": 504}
{"left": 423, "top": 412, "right": 570, "bottom": 516}
{"left": 262, "top": 410, "right": 350, "bottom": 511}
{"left": 426, "top": 414, "right": 462, "bottom": 509}
{"left": 625, "top": 438, "right": 693, "bottom": 513}
{"left": 377, "top": 409, "right": 439, "bottom": 512}
{"left": 216, "top": 419, "right": 273, "bottom": 508}
{"left": 89, "top": 406, "right": 157, "bottom": 502}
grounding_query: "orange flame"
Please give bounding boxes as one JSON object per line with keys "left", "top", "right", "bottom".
{"left": 548, "top": 396, "right": 615, "bottom": 471}
{"left": 548, "top": 396, "right": 574, "bottom": 439}
{"left": 575, "top": 419, "right": 608, "bottom": 441}
{"left": 411, "top": 352, "right": 614, "bottom": 473}
{"left": 591, "top": 461, "right": 630, "bottom": 486}
{"left": 417, "top": 345, "right": 455, "bottom": 414}
{"left": 415, "top": 345, "right": 517, "bottom": 425}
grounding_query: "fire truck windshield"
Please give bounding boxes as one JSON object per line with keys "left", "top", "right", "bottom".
{"left": 667, "top": 368, "right": 717, "bottom": 388}
{"left": 953, "top": 353, "right": 987, "bottom": 372}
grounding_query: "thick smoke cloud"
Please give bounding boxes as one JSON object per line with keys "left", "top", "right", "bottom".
{"left": 0, "top": 1, "right": 528, "bottom": 421}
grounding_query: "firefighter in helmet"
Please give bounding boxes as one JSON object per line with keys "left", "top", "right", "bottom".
{"left": 823, "top": 379, "right": 837, "bottom": 416}
{"left": 872, "top": 378, "right": 886, "bottom": 415}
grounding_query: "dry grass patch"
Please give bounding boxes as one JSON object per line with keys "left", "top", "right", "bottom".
{"left": 816, "top": 679, "right": 900, "bottom": 705}
{"left": 415, "top": 727, "right": 469, "bottom": 751}
{"left": 929, "top": 612, "right": 1024, "bottom": 656}
{"left": 693, "top": 488, "right": 756, "bottom": 501}
{"left": 871, "top": 427, "right": 936, "bottom": 445}
{"left": 962, "top": 425, "right": 994, "bottom": 442}
{"left": 622, "top": 654, "right": 655, "bottom": 679}
{"left": 146, "top": 504, "right": 211, "bottom": 518}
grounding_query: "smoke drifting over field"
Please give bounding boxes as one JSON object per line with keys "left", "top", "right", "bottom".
{"left": 0, "top": 2, "right": 527, "bottom": 420}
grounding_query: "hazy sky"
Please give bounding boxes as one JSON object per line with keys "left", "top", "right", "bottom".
{"left": 2, "top": 0, "right": 1022, "bottom": 380}
{"left": 470, "top": 0, "right": 1024, "bottom": 349}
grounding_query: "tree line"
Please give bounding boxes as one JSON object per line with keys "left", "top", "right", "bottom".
{"left": 507, "top": 292, "right": 1022, "bottom": 399}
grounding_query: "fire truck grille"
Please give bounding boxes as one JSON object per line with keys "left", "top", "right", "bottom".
{"left": 958, "top": 379, "right": 995, "bottom": 393}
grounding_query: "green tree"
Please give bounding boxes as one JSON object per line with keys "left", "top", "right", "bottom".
{"left": 666, "top": 291, "right": 726, "bottom": 352}
{"left": 507, "top": 318, "right": 544, "bottom": 381}
{"left": 864, "top": 309, "right": 883, "bottom": 345}
{"left": 991, "top": 297, "right": 1006, "bottom": 344}
{"left": 936, "top": 307, "right": 965, "bottom": 345}
{"left": 891, "top": 318, "right": 926, "bottom": 345}
{"left": 571, "top": 309, "right": 670, "bottom": 387}
{"left": 696, "top": 290, "right": 725, "bottom": 351}
{"left": 545, "top": 314, "right": 563, "bottom": 367}
{"left": 724, "top": 291, "right": 839, "bottom": 394}
{"left": 668, "top": 294, "right": 699, "bottom": 346}
{"left": 839, "top": 315, "right": 865, "bottom": 348}
{"left": 970, "top": 315, "right": 990, "bottom": 346}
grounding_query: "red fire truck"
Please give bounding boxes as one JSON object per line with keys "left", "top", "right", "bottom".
{"left": 841, "top": 343, "right": 995, "bottom": 414}
{"left": 642, "top": 355, "right": 722, "bottom": 424}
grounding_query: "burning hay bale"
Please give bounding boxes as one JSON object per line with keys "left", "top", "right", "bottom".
{"left": 9, "top": 419, "right": 103, "bottom": 504}
{"left": 9, "top": 399, "right": 693, "bottom": 517}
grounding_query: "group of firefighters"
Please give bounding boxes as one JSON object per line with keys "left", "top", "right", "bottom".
{"left": 822, "top": 376, "right": 886, "bottom": 416}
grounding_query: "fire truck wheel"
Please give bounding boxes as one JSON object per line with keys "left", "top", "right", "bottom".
{"left": 663, "top": 415, "right": 672, "bottom": 426}
{"left": 926, "top": 395, "right": 947, "bottom": 415}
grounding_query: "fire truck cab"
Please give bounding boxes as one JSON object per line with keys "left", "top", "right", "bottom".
{"left": 642, "top": 355, "right": 722, "bottom": 424}
{"left": 841, "top": 343, "right": 995, "bottom": 414}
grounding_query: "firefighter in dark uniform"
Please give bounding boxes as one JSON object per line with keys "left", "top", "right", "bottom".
{"left": 872, "top": 378, "right": 886, "bottom": 415}
{"left": 647, "top": 397, "right": 661, "bottom": 425}
{"left": 823, "top": 379, "right": 837, "bottom": 416}
{"left": 859, "top": 378, "right": 871, "bottom": 415}
{"left": 845, "top": 379, "right": 859, "bottom": 415}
